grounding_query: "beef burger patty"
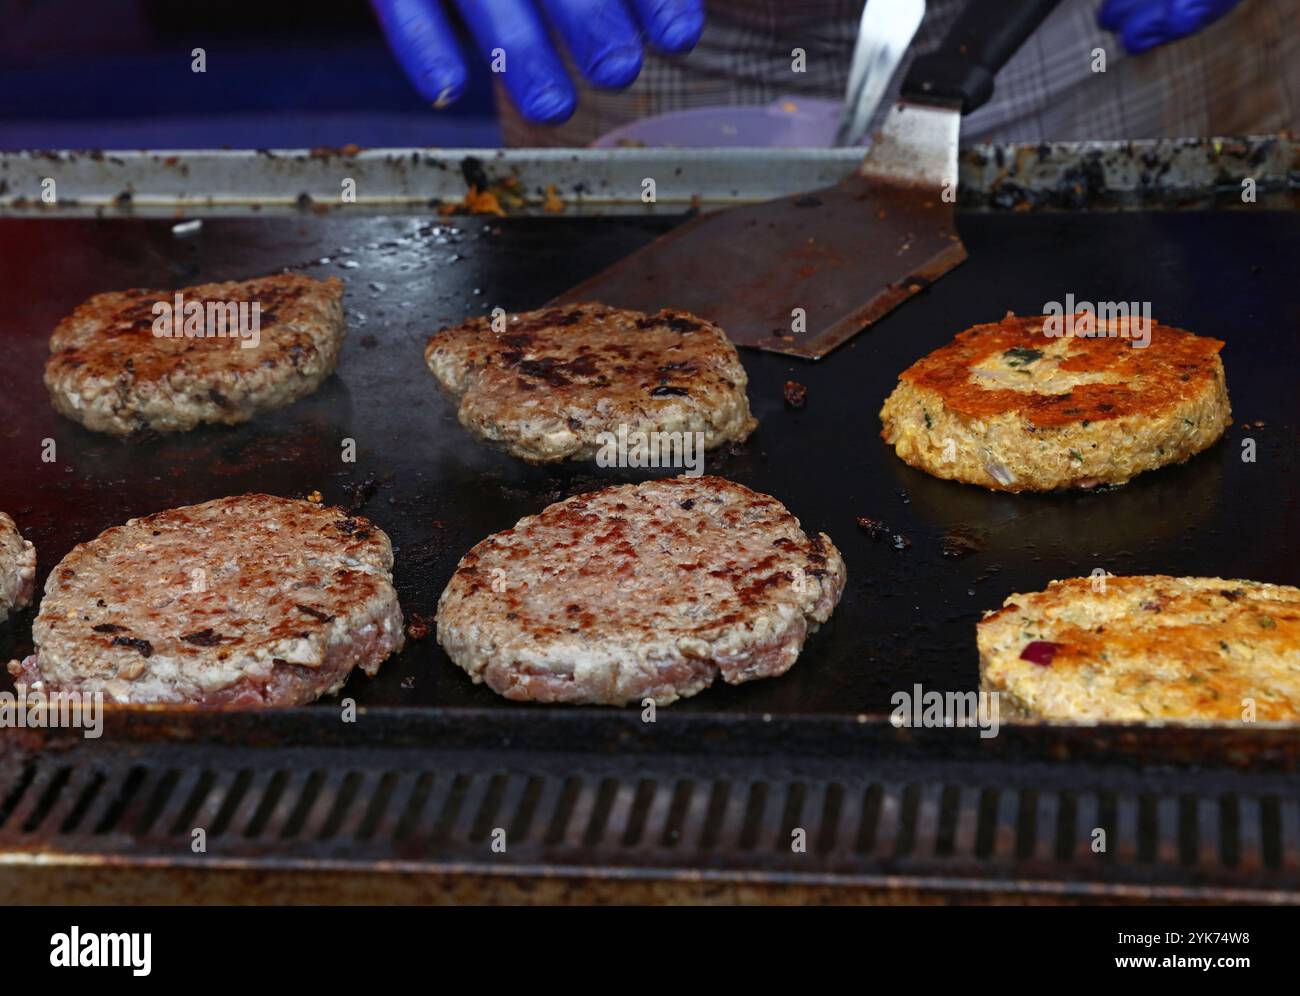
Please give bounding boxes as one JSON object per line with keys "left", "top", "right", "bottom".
{"left": 8, "top": 494, "right": 403, "bottom": 705}
{"left": 0, "top": 512, "right": 36, "bottom": 624}
{"left": 436, "top": 476, "right": 846, "bottom": 706}
{"left": 45, "top": 273, "right": 346, "bottom": 436}
{"left": 424, "top": 303, "right": 757, "bottom": 463}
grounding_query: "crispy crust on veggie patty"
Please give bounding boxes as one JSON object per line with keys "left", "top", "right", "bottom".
{"left": 978, "top": 575, "right": 1300, "bottom": 723}
{"left": 880, "top": 313, "right": 1231, "bottom": 491}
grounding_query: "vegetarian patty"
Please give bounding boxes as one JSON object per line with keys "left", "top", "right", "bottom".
{"left": 424, "top": 303, "right": 757, "bottom": 463}
{"left": 45, "top": 273, "right": 346, "bottom": 435}
{"left": 880, "top": 313, "right": 1231, "bottom": 491}
{"left": 436, "top": 476, "right": 845, "bottom": 706}
{"left": 978, "top": 575, "right": 1300, "bottom": 723}
{"left": 8, "top": 494, "right": 403, "bottom": 705}
{"left": 0, "top": 512, "right": 35, "bottom": 624}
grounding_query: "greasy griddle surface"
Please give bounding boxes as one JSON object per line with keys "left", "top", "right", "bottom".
{"left": 0, "top": 212, "right": 1296, "bottom": 715}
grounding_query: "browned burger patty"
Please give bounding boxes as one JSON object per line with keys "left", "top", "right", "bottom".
{"left": 880, "top": 313, "right": 1231, "bottom": 491}
{"left": 8, "top": 494, "right": 403, "bottom": 706}
{"left": 45, "top": 273, "right": 346, "bottom": 436}
{"left": 0, "top": 512, "right": 36, "bottom": 624}
{"left": 424, "top": 303, "right": 757, "bottom": 463}
{"left": 436, "top": 476, "right": 846, "bottom": 706}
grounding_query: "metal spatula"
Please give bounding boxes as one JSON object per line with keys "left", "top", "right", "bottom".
{"left": 551, "top": 0, "right": 1063, "bottom": 359}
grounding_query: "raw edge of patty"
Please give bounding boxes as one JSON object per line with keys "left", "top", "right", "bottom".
{"left": 8, "top": 494, "right": 404, "bottom": 706}
{"left": 978, "top": 575, "right": 1300, "bottom": 723}
{"left": 424, "top": 303, "right": 758, "bottom": 463}
{"left": 44, "top": 273, "right": 346, "bottom": 436}
{"left": 435, "top": 475, "right": 846, "bottom": 706}
{"left": 880, "top": 313, "right": 1231, "bottom": 491}
{"left": 0, "top": 512, "right": 36, "bottom": 624}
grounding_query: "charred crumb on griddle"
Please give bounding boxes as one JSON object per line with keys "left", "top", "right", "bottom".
{"left": 111, "top": 635, "right": 153, "bottom": 657}
{"left": 406, "top": 612, "right": 434, "bottom": 640}
{"left": 856, "top": 516, "right": 911, "bottom": 550}
{"left": 855, "top": 517, "right": 889, "bottom": 540}
{"left": 783, "top": 380, "right": 808, "bottom": 409}
{"left": 344, "top": 472, "right": 390, "bottom": 513}
{"left": 940, "top": 529, "right": 983, "bottom": 559}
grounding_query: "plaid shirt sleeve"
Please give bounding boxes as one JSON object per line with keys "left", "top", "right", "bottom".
{"left": 499, "top": 0, "right": 1299, "bottom": 147}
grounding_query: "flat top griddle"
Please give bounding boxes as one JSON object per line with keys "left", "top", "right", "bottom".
{"left": 0, "top": 209, "right": 1297, "bottom": 718}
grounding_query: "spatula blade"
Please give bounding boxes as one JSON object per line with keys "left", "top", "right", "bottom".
{"left": 551, "top": 103, "right": 966, "bottom": 359}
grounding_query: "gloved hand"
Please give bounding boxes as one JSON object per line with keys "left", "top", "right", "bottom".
{"left": 372, "top": 0, "right": 705, "bottom": 124}
{"left": 1097, "top": 0, "right": 1241, "bottom": 54}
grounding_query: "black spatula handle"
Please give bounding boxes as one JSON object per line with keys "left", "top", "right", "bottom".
{"left": 900, "top": 0, "right": 1064, "bottom": 113}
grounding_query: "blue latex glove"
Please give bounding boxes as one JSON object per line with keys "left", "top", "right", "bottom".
{"left": 1097, "top": 0, "right": 1241, "bottom": 54}
{"left": 372, "top": 0, "right": 705, "bottom": 124}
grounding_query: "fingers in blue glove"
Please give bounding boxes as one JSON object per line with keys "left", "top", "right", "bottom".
{"left": 1097, "top": 0, "right": 1241, "bottom": 55}
{"left": 456, "top": 0, "right": 578, "bottom": 123}
{"left": 1097, "top": 0, "right": 1150, "bottom": 30}
{"left": 542, "top": 0, "right": 644, "bottom": 88}
{"left": 628, "top": 0, "right": 705, "bottom": 54}
{"left": 372, "top": 0, "right": 470, "bottom": 107}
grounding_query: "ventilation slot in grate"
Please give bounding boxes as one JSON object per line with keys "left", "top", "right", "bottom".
{"left": 0, "top": 745, "right": 1296, "bottom": 899}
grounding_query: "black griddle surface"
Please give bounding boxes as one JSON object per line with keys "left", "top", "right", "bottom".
{"left": 0, "top": 210, "right": 1296, "bottom": 715}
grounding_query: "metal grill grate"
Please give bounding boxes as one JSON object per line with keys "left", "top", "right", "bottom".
{"left": 3, "top": 714, "right": 1299, "bottom": 901}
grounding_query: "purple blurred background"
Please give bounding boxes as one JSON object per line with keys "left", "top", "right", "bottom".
{"left": 0, "top": 0, "right": 503, "bottom": 149}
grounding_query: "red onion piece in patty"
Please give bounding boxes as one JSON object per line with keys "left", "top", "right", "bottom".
{"left": 1019, "top": 640, "right": 1063, "bottom": 667}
